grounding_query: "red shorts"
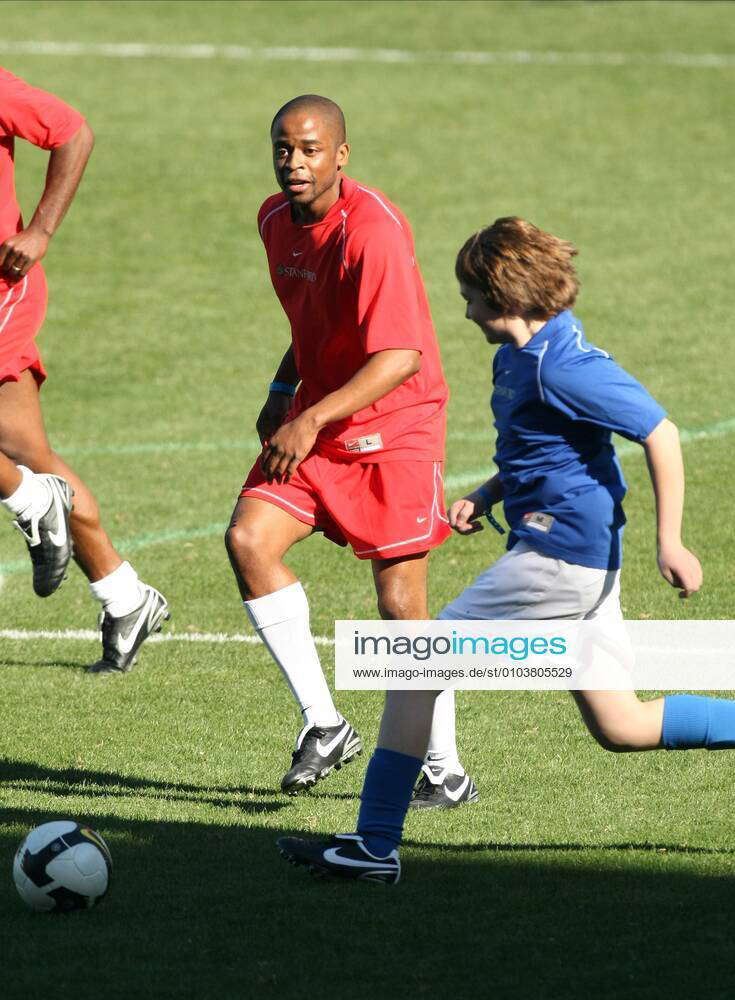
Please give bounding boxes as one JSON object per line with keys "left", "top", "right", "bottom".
{"left": 240, "top": 454, "right": 451, "bottom": 560}
{"left": 0, "top": 266, "right": 48, "bottom": 386}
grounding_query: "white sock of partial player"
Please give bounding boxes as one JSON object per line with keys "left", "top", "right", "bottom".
{"left": 425, "top": 688, "right": 464, "bottom": 775}
{"left": 1, "top": 465, "right": 51, "bottom": 518}
{"left": 89, "top": 561, "right": 145, "bottom": 618}
{"left": 244, "top": 581, "right": 341, "bottom": 729}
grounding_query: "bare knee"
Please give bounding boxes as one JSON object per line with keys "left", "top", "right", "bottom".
{"left": 377, "top": 585, "right": 415, "bottom": 620}
{"left": 575, "top": 692, "right": 664, "bottom": 753}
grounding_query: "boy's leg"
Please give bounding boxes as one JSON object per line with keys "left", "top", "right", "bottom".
{"left": 278, "top": 552, "right": 436, "bottom": 879}
{"left": 226, "top": 495, "right": 359, "bottom": 793}
{"left": 573, "top": 690, "right": 735, "bottom": 752}
{"left": 0, "top": 370, "right": 168, "bottom": 667}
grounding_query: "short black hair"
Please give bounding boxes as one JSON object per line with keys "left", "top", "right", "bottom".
{"left": 270, "top": 94, "right": 347, "bottom": 145}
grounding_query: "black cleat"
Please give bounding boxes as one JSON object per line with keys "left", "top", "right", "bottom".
{"left": 277, "top": 833, "right": 400, "bottom": 885}
{"left": 13, "top": 475, "right": 74, "bottom": 598}
{"left": 86, "top": 585, "right": 169, "bottom": 674}
{"left": 409, "top": 764, "right": 479, "bottom": 810}
{"left": 280, "top": 719, "right": 362, "bottom": 795}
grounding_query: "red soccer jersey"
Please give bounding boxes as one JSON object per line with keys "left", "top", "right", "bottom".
{"left": 0, "top": 66, "right": 85, "bottom": 250}
{"left": 257, "top": 175, "right": 448, "bottom": 462}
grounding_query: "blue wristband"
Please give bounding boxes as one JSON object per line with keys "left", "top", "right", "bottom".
{"left": 268, "top": 381, "right": 297, "bottom": 397}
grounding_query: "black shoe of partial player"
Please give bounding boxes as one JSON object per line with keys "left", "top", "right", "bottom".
{"left": 277, "top": 833, "right": 400, "bottom": 884}
{"left": 13, "top": 475, "right": 74, "bottom": 598}
{"left": 408, "top": 764, "right": 479, "bottom": 810}
{"left": 280, "top": 720, "right": 362, "bottom": 795}
{"left": 86, "top": 585, "right": 170, "bottom": 674}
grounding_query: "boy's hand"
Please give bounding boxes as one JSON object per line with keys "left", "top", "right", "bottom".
{"left": 448, "top": 495, "right": 484, "bottom": 535}
{"left": 657, "top": 543, "right": 703, "bottom": 598}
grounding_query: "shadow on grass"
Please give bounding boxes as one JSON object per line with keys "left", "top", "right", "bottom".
{"left": 0, "top": 759, "right": 357, "bottom": 810}
{"left": 2, "top": 803, "right": 735, "bottom": 1000}
{"left": 0, "top": 657, "right": 92, "bottom": 670}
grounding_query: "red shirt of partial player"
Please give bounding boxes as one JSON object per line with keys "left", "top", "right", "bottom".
{"left": 258, "top": 175, "right": 448, "bottom": 462}
{"left": 0, "top": 67, "right": 85, "bottom": 383}
{"left": 0, "top": 66, "right": 85, "bottom": 251}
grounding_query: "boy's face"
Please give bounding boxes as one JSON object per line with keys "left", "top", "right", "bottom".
{"left": 459, "top": 282, "right": 517, "bottom": 344}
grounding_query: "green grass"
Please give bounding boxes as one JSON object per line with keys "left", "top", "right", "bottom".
{"left": 1, "top": 2, "right": 735, "bottom": 997}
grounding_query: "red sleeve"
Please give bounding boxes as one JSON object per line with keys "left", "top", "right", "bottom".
{"left": 0, "top": 66, "right": 85, "bottom": 149}
{"left": 348, "top": 221, "right": 424, "bottom": 354}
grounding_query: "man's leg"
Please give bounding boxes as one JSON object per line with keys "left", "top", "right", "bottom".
{"left": 226, "top": 496, "right": 361, "bottom": 793}
{"left": 0, "top": 370, "right": 168, "bottom": 669}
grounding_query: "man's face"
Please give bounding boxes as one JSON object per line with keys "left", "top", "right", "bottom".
{"left": 271, "top": 110, "right": 349, "bottom": 216}
{"left": 459, "top": 282, "right": 514, "bottom": 343}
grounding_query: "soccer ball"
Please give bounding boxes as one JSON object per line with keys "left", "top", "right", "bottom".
{"left": 12, "top": 820, "right": 112, "bottom": 912}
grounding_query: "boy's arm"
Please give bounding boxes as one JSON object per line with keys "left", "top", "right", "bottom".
{"left": 449, "top": 474, "right": 504, "bottom": 535}
{"left": 642, "top": 418, "right": 702, "bottom": 598}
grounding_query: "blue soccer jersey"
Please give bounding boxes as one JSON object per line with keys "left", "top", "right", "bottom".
{"left": 491, "top": 310, "right": 666, "bottom": 570}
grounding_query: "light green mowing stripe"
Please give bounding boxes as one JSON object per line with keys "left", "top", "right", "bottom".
{"left": 2, "top": 417, "right": 733, "bottom": 577}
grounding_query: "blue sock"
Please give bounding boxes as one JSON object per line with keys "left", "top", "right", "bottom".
{"left": 662, "top": 695, "right": 735, "bottom": 750}
{"left": 356, "top": 748, "right": 423, "bottom": 857}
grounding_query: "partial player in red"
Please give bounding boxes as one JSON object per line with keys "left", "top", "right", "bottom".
{"left": 226, "top": 94, "right": 452, "bottom": 794}
{"left": 0, "top": 66, "right": 168, "bottom": 672}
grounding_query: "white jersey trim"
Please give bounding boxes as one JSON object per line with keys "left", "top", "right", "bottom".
{"left": 357, "top": 186, "right": 403, "bottom": 229}
{"left": 535, "top": 339, "right": 550, "bottom": 402}
{"left": 573, "top": 323, "right": 610, "bottom": 358}
{"left": 258, "top": 200, "right": 289, "bottom": 238}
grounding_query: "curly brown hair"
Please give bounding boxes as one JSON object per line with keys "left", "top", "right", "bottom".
{"left": 455, "top": 217, "right": 580, "bottom": 318}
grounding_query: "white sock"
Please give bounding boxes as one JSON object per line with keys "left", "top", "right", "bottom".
{"left": 89, "top": 561, "right": 145, "bottom": 618}
{"left": 244, "top": 581, "right": 341, "bottom": 729}
{"left": 425, "top": 688, "right": 464, "bottom": 775}
{"left": 1, "top": 465, "right": 50, "bottom": 518}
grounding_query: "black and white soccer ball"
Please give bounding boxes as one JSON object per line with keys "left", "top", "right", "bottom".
{"left": 12, "top": 820, "right": 112, "bottom": 912}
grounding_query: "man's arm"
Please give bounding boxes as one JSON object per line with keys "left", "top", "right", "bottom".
{"left": 449, "top": 474, "right": 504, "bottom": 535}
{"left": 255, "top": 346, "right": 300, "bottom": 444}
{"left": 262, "top": 348, "right": 420, "bottom": 481}
{"left": 0, "top": 121, "right": 95, "bottom": 279}
{"left": 642, "top": 418, "right": 702, "bottom": 597}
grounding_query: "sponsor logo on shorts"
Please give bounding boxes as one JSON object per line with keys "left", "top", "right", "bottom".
{"left": 277, "top": 263, "right": 316, "bottom": 282}
{"left": 344, "top": 433, "right": 383, "bottom": 453}
{"left": 522, "top": 511, "right": 554, "bottom": 533}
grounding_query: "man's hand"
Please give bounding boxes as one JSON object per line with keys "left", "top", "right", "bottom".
{"left": 261, "top": 411, "right": 319, "bottom": 483}
{"left": 256, "top": 393, "right": 292, "bottom": 445}
{"left": 0, "top": 225, "right": 49, "bottom": 281}
{"left": 448, "top": 493, "right": 485, "bottom": 535}
{"left": 657, "top": 542, "right": 703, "bottom": 598}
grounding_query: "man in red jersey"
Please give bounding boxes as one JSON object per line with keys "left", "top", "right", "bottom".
{"left": 0, "top": 66, "right": 167, "bottom": 672}
{"left": 226, "top": 95, "right": 451, "bottom": 794}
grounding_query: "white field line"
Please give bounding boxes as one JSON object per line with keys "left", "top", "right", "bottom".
{"left": 0, "top": 40, "right": 733, "bottom": 69}
{"left": 0, "top": 627, "right": 334, "bottom": 645}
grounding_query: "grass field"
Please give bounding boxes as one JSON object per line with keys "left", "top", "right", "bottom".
{"left": 1, "top": 2, "right": 734, "bottom": 997}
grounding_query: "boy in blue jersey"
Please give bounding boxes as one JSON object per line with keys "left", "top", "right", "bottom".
{"left": 277, "top": 217, "right": 733, "bottom": 885}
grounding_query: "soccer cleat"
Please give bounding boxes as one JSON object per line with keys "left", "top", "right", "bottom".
{"left": 280, "top": 719, "right": 362, "bottom": 795}
{"left": 86, "top": 585, "right": 170, "bottom": 674}
{"left": 277, "top": 833, "right": 400, "bottom": 885}
{"left": 13, "top": 475, "right": 74, "bottom": 597}
{"left": 408, "top": 763, "right": 479, "bottom": 810}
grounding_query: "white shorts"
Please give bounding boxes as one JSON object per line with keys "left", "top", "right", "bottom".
{"left": 439, "top": 541, "right": 621, "bottom": 622}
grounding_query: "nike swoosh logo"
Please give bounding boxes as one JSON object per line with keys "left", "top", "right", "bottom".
{"left": 444, "top": 776, "right": 470, "bottom": 802}
{"left": 47, "top": 484, "right": 68, "bottom": 547}
{"left": 292, "top": 250, "right": 302, "bottom": 256}
{"left": 416, "top": 516, "right": 428, "bottom": 524}
{"left": 117, "top": 594, "right": 156, "bottom": 655}
{"left": 322, "top": 848, "right": 394, "bottom": 869}
{"left": 316, "top": 723, "right": 350, "bottom": 758}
